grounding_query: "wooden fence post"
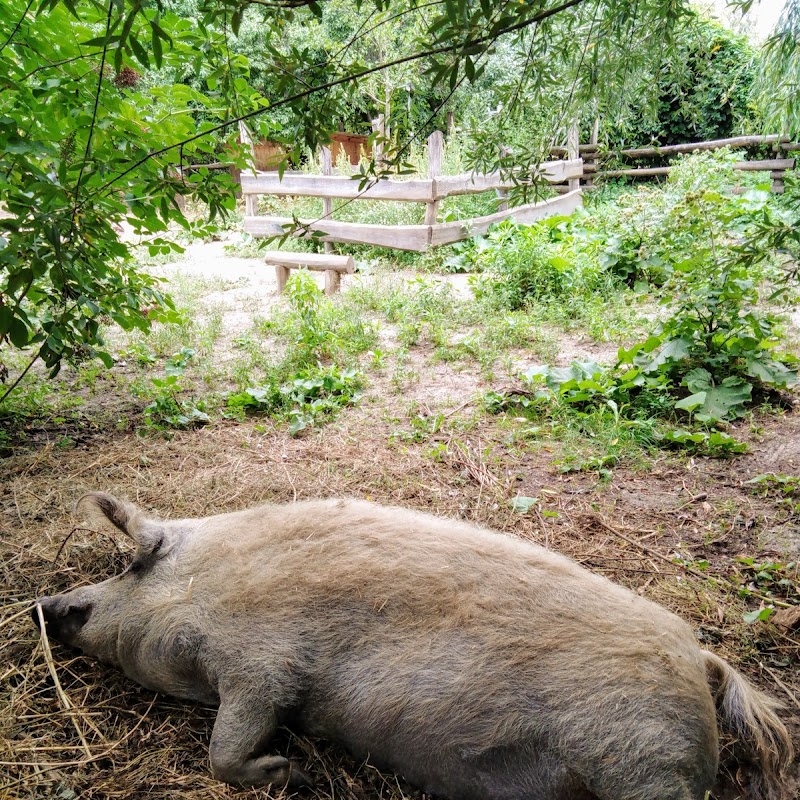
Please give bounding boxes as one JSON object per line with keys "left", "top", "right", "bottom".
{"left": 496, "top": 145, "right": 511, "bottom": 212}
{"left": 425, "top": 130, "right": 444, "bottom": 225}
{"left": 567, "top": 121, "right": 580, "bottom": 192}
{"left": 585, "top": 117, "right": 599, "bottom": 188}
{"left": 239, "top": 121, "right": 259, "bottom": 216}
{"left": 321, "top": 146, "right": 334, "bottom": 255}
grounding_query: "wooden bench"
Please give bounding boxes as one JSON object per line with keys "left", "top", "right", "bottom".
{"left": 263, "top": 252, "right": 355, "bottom": 295}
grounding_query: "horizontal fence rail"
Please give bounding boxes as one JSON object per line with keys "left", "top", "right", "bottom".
{"left": 244, "top": 191, "right": 583, "bottom": 252}
{"left": 239, "top": 160, "right": 583, "bottom": 203}
{"left": 549, "top": 132, "right": 798, "bottom": 193}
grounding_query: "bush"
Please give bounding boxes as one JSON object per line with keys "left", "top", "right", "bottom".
{"left": 484, "top": 151, "right": 798, "bottom": 457}
{"left": 607, "top": 13, "right": 758, "bottom": 146}
{"left": 468, "top": 218, "right": 609, "bottom": 310}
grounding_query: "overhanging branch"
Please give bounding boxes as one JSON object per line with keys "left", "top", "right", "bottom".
{"left": 81, "top": 0, "right": 590, "bottom": 204}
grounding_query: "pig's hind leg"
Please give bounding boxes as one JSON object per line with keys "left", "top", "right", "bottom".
{"left": 209, "top": 693, "right": 312, "bottom": 789}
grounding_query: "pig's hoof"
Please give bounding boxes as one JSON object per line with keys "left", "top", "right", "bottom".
{"left": 213, "top": 753, "right": 313, "bottom": 789}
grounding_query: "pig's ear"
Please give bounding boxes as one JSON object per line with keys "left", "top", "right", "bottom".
{"left": 77, "top": 492, "right": 166, "bottom": 552}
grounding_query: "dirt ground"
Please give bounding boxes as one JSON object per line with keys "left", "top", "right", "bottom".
{"left": 1, "top": 242, "right": 799, "bottom": 800}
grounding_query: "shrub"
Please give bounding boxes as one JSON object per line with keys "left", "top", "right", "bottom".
{"left": 469, "top": 218, "right": 607, "bottom": 310}
{"left": 484, "top": 152, "right": 798, "bottom": 457}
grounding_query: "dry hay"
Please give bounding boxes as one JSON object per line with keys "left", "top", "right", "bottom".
{"left": 2, "top": 411, "right": 799, "bottom": 799}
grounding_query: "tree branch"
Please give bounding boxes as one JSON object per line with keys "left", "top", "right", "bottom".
{"left": 71, "top": 0, "right": 115, "bottom": 221}
{"left": 20, "top": 50, "right": 105, "bottom": 82}
{"left": 0, "top": 349, "right": 40, "bottom": 405}
{"left": 0, "top": 0, "right": 35, "bottom": 56}
{"left": 82, "top": 0, "right": 590, "bottom": 205}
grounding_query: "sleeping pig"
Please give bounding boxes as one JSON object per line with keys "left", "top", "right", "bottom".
{"left": 33, "top": 493, "right": 793, "bottom": 800}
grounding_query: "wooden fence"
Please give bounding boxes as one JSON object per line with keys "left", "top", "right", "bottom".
{"left": 239, "top": 127, "right": 584, "bottom": 252}
{"left": 550, "top": 133, "right": 798, "bottom": 193}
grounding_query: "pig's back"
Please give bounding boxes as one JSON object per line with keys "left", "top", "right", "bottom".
{"left": 185, "top": 499, "right": 717, "bottom": 798}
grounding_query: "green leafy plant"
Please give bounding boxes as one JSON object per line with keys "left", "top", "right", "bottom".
{"left": 144, "top": 348, "right": 209, "bottom": 430}
{"left": 746, "top": 472, "right": 800, "bottom": 517}
{"left": 735, "top": 556, "right": 799, "bottom": 623}
{"left": 469, "top": 218, "right": 608, "bottom": 311}
{"left": 658, "top": 428, "right": 748, "bottom": 456}
{"left": 226, "top": 364, "right": 362, "bottom": 436}
{"left": 268, "top": 271, "right": 379, "bottom": 364}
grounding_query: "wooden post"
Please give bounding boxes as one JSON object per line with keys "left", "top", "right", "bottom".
{"left": 275, "top": 265, "right": 290, "bottom": 293}
{"left": 324, "top": 269, "right": 341, "bottom": 295}
{"left": 496, "top": 188, "right": 509, "bottom": 212}
{"left": 321, "top": 146, "right": 334, "bottom": 255}
{"left": 446, "top": 111, "right": 455, "bottom": 134}
{"left": 425, "top": 130, "right": 444, "bottom": 226}
{"left": 239, "top": 121, "right": 258, "bottom": 217}
{"left": 567, "top": 121, "right": 580, "bottom": 192}
{"left": 585, "top": 117, "right": 599, "bottom": 188}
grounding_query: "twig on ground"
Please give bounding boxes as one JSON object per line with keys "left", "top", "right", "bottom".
{"left": 590, "top": 514, "right": 793, "bottom": 609}
{"left": 760, "top": 662, "right": 800, "bottom": 711}
{"left": 35, "top": 603, "right": 92, "bottom": 759}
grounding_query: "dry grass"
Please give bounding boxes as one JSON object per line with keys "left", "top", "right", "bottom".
{"left": 2, "top": 405, "right": 799, "bottom": 800}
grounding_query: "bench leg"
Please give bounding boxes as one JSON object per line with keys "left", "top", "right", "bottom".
{"left": 324, "top": 269, "right": 341, "bottom": 295}
{"left": 275, "top": 265, "right": 291, "bottom": 293}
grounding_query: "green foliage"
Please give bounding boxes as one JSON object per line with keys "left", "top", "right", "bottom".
{"left": 735, "top": 555, "right": 799, "bottom": 624}
{"left": 469, "top": 217, "right": 610, "bottom": 311}
{"left": 1, "top": 0, "right": 796, "bottom": 408}
{"left": 752, "top": 0, "right": 800, "bottom": 138}
{"left": 483, "top": 151, "right": 799, "bottom": 462}
{"left": 227, "top": 365, "right": 362, "bottom": 436}
{"left": 227, "top": 272, "right": 366, "bottom": 435}
{"left": 265, "top": 270, "right": 379, "bottom": 361}
{"left": 614, "top": 172, "right": 797, "bottom": 424}
{"left": 606, "top": 12, "right": 757, "bottom": 146}
{"left": 144, "top": 348, "right": 210, "bottom": 430}
{"left": 658, "top": 428, "right": 748, "bottom": 456}
{"left": 747, "top": 472, "right": 800, "bottom": 517}
{"left": 0, "top": 0, "right": 247, "bottom": 400}
{"left": 283, "top": 270, "right": 334, "bottom": 362}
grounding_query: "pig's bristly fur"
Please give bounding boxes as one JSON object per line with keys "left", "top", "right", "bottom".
{"left": 36, "top": 494, "right": 793, "bottom": 800}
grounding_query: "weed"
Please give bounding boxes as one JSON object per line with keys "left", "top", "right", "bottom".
{"left": 267, "top": 271, "right": 379, "bottom": 365}
{"left": 746, "top": 473, "right": 800, "bottom": 516}
{"left": 226, "top": 364, "right": 362, "bottom": 436}
{"left": 143, "top": 348, "right": 210, "bottom": 430}
{"left": 391, "top": 412, "right": 445, "bottom": 444}
{"left": 734, "top": 556, "right": 799, "bottom": 622}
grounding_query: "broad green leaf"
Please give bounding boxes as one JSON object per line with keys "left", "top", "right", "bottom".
{"left": 743, "top": 608, "right": 774, "bottom": 624}
{"left": 511, "top": 496, "right": 538, "bottom": 513}
{"left": 684, "top": 367, "right": 713, "bottom": 394}
{"left": 675, "top": 391, "right": 707, "bottom": 412}
{"left": 744, "top": 357, "right": 798, "bottom": 389}
{"left": 696, "top": 379, "right": 752, "bottom": 422}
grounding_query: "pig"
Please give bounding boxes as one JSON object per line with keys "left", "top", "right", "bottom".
{"left": 33, "top": 493, "right": 793, "bottom": 800}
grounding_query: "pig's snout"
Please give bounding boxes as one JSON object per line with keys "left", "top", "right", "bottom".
{"left": 32, "top": 596, "right": 92, "bottom": 643}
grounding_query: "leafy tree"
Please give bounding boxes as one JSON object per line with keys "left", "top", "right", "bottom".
{"left": 0, "top": 0, "right": 736, "bottom": 402}
{"left": 607, "top": 12, "right": 758, "bottom": 146}
{"left": 751, "top": 0, "right": 800, "bottom": 137}
{"left": 0, "top": 0, "right": 252, "bottom": 399}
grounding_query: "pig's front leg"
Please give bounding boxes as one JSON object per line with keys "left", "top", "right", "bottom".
{"left": 209, "top": 692, "right": 312, "bottom": 788}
